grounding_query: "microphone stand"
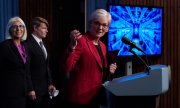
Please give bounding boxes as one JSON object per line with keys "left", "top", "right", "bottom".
{"left": 129, "top": 48, "right": 151, "bottom": 74}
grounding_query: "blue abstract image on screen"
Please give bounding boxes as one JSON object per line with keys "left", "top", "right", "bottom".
{"left": 108, "top": 5, "right": 163, "bottom": 56}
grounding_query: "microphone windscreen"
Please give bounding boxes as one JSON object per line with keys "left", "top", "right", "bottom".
{"left": 121, "top": 36, "right": 131, "bottom": 44}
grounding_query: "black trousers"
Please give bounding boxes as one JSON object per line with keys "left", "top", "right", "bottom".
{"left": 64, "top": 86, "right": 108, "bottom": 108}
{"left": 0, "top": 97, "right": 26, "bottom": 108}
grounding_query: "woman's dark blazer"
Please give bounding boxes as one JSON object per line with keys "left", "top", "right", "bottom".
{"left": 0, "top": 39, "right": 28, "bottom": 98}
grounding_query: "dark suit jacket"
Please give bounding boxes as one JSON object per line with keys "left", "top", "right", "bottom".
{"left": 64, "top": 33, "right": 108, "bottom": 104}
{"left": 25, "top": 36, "right": 53, "bottom": 96}
{"left": 0, "top": 39, "right": 28, "bottom": 98}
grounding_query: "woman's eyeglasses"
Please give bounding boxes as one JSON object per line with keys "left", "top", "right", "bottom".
{"left": 11, "top": 25, "right": 24, "bottom": 29}
{"left": 93, "top": 21, "right": 109, "bottom": 29}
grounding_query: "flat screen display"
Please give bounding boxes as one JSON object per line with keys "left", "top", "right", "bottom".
{"left": 107, "top": 4, "right": 163, "bottom": 57}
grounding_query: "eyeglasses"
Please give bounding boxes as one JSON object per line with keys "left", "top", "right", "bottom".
{"left": 93, "top": 21, "right": 109, "bottom": 29}
{"left": 11, "top": 25, "right": 24, "bottom": 29}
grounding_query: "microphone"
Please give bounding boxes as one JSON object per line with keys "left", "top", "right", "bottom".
{"left": 121, "top": 36, "right": 145, "bottom": 54}
{"left": 129, "top": 50, "right": 151, "bottom": 73}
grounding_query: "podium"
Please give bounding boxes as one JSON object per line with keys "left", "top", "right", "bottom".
{"left": 103, "top": 64, "right": 170, "bottom": 96}
{"left": 102, "top": 65, "right": 171, "bottom": 108}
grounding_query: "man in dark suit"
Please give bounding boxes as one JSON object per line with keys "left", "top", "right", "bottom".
{"left": 25, "top": 17, "right": 56, "bottom": 108}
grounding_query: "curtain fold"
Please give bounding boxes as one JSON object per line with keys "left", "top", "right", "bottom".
{"left": 0, "top": 0, "right": 19, "bottom": 42}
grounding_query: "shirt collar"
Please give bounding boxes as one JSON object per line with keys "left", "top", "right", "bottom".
{"left": 32, "top": 34, "right": 42, "bottom": 44}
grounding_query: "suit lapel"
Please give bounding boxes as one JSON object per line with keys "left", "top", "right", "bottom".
{"left": 86, "top": 37, "right": 103, "bottom": 69}
{"left": 29, "top": 36, "right": 46, "bottom": 59}
{"left": 99, "top": 42, "right": 107, "bottom": 67}
{"left": 9, "top": 40, "right": 24, "bottom": 64}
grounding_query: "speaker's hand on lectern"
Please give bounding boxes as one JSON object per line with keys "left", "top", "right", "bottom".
{"left": 109, "top": 63, "right": 117, "bottom": 74}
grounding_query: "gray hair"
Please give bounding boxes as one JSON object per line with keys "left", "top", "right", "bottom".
{"left": 88, "top": 9, "right": 112, "bottom": 29}
{"left": 5, "top": 16, "right": 27, "bottom": 41}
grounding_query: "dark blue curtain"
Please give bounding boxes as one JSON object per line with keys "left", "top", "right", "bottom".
{"left": 0, "top": 0, "right": 19, "bottom": 42}
{"left": 85, "top": 0, "right": 108, "bottom": 31}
